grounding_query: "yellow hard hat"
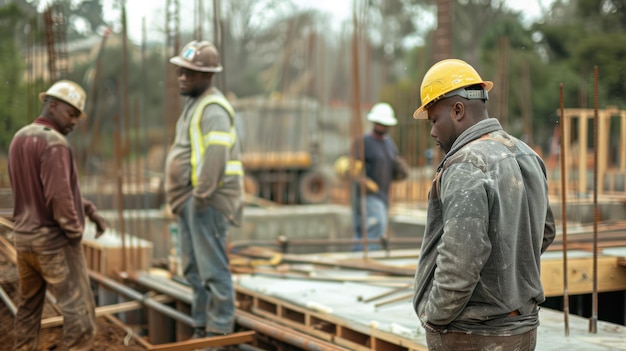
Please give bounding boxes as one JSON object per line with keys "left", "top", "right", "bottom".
{"left": 39, "top": 80, "right": 87, "bottom": 119}
{"left": 413, "top": 59, "right": 493, "bottom": 120}
{"left": 334, "top": 156, "right": 362, "bottom": 179}
{"left": 334, "top": 156, "right": 379, "bottom": 193}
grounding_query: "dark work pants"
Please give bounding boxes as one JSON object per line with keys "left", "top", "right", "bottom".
{"left": 13, "top": 242, "right": 96, "bottom": 351}
{"left": 426, "top": 328, "right": 537, "bottom": 351}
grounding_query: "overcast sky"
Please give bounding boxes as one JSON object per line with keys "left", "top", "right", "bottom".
{"left": 96, "top": 0, "right": 556, "bottom": 44}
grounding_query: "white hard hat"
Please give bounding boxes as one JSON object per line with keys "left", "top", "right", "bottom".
{"left": 39, "top": 80, "right": 87, "bottom": 119}
{"left": 367, "top": 102, "right": 397, "bottom": 126}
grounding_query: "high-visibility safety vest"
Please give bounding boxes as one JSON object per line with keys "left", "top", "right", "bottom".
{"left": 189, "top": 95, "right": 244, "bottom": 187}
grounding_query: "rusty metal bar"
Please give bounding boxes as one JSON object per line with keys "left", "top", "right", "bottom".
{"left": 350, "top": 0, "right": 367, "bottom": 258}
{"left": 361, "top": 284, "right": 411, "bottom": 303}
{"left": 121, "top": 0, "right": 130, "bottom": 272}
{"left": 559, "top": 83, "right": 570, "bottom": 336}
{"left": 590, "top": 66, "right": 599, "bottom": 333}
{"left": 373, "top": 292, "right": 412, "bottom": 308}
{"left": 231, "top": 236, "right": 419, "bottom": 251}
{"left": 147, "top": 331, "right": 255, "bottom": 351}
{"left": 236, "top": 309, "right": 350, "bottom": 351}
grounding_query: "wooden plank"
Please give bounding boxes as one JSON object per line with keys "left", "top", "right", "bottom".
{"left": 146, "top": 330, "right": 255, "bottom": 351}
{"left": 103, "top": 313, "right": 154, "bottom": 349}
{"left": 41, "top": 294, "right": 173, "bottom": 328}
{"left": 236, "top": 248, "right": 415, "bottom": 276}
{"left": 0, "top": 216, "right": 14, "bottom": 231}
{"left": 542, "top": 255, "right": 626, "bottom": 297}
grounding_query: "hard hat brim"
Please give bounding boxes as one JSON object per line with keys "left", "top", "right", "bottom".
{"left": 413, "top": 106, "right": 427, "bottom": 120}
{"left": 413, "top": 81, "right": 494, "bottom": 120}
{"left": 39, "top": 92, "right": 87, "bottom": 120}
{"left": 169, "top": 56, "right": 223, "bottom": 72}
{"left": 367, "top": 114, "right": 398, "bottom": 126}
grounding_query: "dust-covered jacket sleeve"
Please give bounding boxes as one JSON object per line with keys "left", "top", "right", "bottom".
{"left": 193, "top": 104, "right": 232, "bottom": 207}
{"left": 40, "top": 144, "right": 83, "bottom": 239}
{"left": 425, "top": 161, "right": 490, "bottom": 325}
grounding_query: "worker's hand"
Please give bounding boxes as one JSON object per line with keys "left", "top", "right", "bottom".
{"left": 89, "top": 212, "right": 107, "bottom": 239}
{"left": 357, "top": 176, "right": 379, "bottom": 193}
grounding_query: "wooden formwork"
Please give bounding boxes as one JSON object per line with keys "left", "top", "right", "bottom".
{"left": 235, "top": 285, "right": 427, "bottom": 351}
{"left": 82, "top": 235, "right": 153, "bottom": 276}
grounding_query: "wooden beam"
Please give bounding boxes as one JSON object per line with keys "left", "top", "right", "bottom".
{"left": 41, "top": 295, "right": 173, "bottom": 328}
{"left": 542, "top": 255, "right": 626, "bottom": 297}
{"left": 103, "top": 313, "right": 154, "bottom": 350}
{"left": 146, "top": 330, "right": 255, "bottom": 351}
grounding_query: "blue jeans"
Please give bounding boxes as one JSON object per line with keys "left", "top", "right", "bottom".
{"left": 178, "top": 197, "right": 234, "bottom": 334}
{"left": 352, "top": 195, "right": 388, "bottom": 251}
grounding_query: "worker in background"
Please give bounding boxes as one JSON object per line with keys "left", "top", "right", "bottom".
{"left": 8, "top": 80, "right": 107, "bottom": 351}
{"left": 411, "top": 59, "right": 555, "bottom": 350}
{"left": 165, "top": 40, "right": 244, "bottom": 339}
{"left": 348, "top": 102, "right": 408, "bottom": 251}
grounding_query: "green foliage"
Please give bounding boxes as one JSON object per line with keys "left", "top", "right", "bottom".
{"left": 534, "top": 23, "right": 588, "bottom": 61}
{"left": 0, "top": 4, "right": 28, "bottom": 152}
{"left": 46, "top": 0, "right": 106, "bottom": 40}
{"left": 529, "top": 61, "right": 581, "bottom": 149}
{"left": 67, "top": 38, "right": 167, "bottom": 157}
{"left": 571, "top": 33, "right": 626, "bottom": 108}
{"left": 576, "top": 0, "right": 626, "bottom": 33}
{"left": 480, "top": 14, "right": 535, "bottom": 53}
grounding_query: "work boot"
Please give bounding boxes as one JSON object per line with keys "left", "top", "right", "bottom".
{"left": 191, "top": 327, "right": 206, "bottom": 339}
{"left": 205, "top": 331, "right": 227, "bottom": 338}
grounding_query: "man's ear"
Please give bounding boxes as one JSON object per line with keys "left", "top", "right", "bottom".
{"left": 450, "top": 101, "right": 465, "bottom": 122}
{"left": 46, "top": 98, "right": 56, "bottom": 113}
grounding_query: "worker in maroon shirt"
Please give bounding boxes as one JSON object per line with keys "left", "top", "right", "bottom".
{"left": 8, "top": 80, "right": 107, "bottom": 351}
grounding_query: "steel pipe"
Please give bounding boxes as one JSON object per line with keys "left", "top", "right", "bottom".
{"left": 0, "top": 285, "right": 16, "bottom": 316}
{"left": 132, "top": 273, "right": 191, "bottom": 304}
{"left": 89, "top": 271, "right": 194, "bottom": 326}
{"left": 131, "top": 273, "right": 348, "bottom": 351}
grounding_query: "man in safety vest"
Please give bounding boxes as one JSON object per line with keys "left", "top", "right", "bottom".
{"left": 165, "top": 40, "right": 244, "bottom": 339}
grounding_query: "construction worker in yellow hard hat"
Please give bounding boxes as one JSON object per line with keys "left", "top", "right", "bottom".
{"left": 8, "top": 79, "right": 107, "bottom": 350}
{"left": 411, "top": 59, "right": 555, "bottom": 351}
{"left": 347, "top": 102, "right": 409, "bottom": 252}
{"left": 165, "top": 40, "right": 244, "bottom": 339}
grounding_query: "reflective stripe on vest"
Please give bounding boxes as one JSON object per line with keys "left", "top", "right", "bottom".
{"left": 189, "top": 95, "right": 240, "bottom": 187}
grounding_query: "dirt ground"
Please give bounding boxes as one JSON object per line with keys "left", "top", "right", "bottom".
{"left": 0, "top": 254, "right": 145, "bottom": 351}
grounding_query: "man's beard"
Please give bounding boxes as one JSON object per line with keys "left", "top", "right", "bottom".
{"left": 180, "top": 89, "right": 202, "bottom": 98}
{"left": 373, "top": 128, "right": 386, "bottom": 137}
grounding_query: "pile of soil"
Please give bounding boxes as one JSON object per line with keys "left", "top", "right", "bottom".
{"left": 0, "top": 253, "right": 145, "bottom": 351}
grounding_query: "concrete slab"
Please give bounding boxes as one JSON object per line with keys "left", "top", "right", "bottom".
{"left": 235, "top": 274, "right": 626, "bottom": 350}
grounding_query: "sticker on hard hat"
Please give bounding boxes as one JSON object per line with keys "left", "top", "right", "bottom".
{"left": 183, "top": 47, "right": 196, "bottom": 60}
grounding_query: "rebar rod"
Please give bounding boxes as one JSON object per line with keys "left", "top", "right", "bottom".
{"left": 559, "top": 83, "right": 570, "bottom": 336}
{"left": 590, "top": 66, "right": 599, "bottom": 333}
